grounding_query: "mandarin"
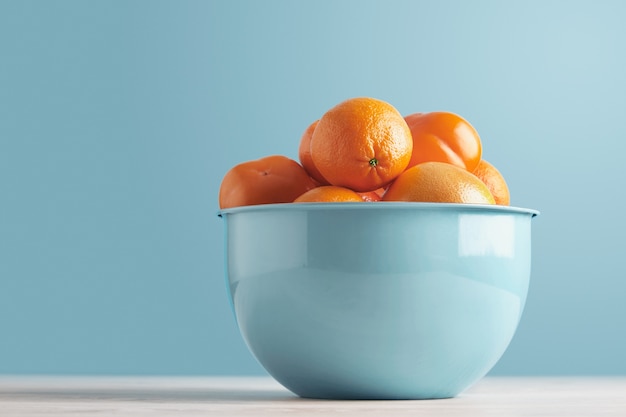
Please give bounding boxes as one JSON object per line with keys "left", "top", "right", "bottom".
{"left": 404, "top": 111, "right": 482, "bottom": 172}
{"left": 297, "top": 120, "right": 328, "bottom": 185}
{"left": 219, "top": 155, "right": 317, "bottom": 209}
{"left": 310, "top": 97, "right": 413, "bottom": 192}
{"left": 382, "top": 161, "right": 495, "bottom": 204}
{"left": 472, "top": 159, "right": 510, "bottom": 205}
{"left": 294, "top": 185, "right": 364, "bottom": 203}
{"left": 358, "top": 187, "right": 386, "bottom": 202}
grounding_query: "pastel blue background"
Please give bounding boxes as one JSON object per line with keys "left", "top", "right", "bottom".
{"left": 1, "top": 0, "right": 625, "bottom": 375}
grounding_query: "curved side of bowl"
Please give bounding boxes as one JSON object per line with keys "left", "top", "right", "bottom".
{"left": 220, "top": 203, "right": 537, "bottom": 399}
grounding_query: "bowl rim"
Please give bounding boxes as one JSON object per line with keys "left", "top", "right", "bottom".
{"left": 218, "top": 202, "right": 539, "bottom": 218}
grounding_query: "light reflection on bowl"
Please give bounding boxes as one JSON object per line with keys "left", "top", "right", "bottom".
{"left": 219, "top": 202, "right": 538, "bottom": 400}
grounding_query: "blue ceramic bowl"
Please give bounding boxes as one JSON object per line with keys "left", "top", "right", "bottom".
{"left": 219, "top": 202, "right": 539, "bottom": 399}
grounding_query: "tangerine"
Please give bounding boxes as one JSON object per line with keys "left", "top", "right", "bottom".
{"left": 382, "top": 161, "right": 495, "bottom": 204}
{"left": 310, "top": 97, "right": 413, "bottom": 192}
{"left": 219, "top": 155, "right": 317, "bottom": 209}
{"left": 404, "top": 111, "right": 482, "bottom": 172}
{"left": 472, "top": 159, "right": 510, "bottom": 205}
{"left": 297, "top": 120, "right": 328, "bottom": 185}
{"left": 358, "top": 188, "right": 385, "bottom": 202}
{"left": 294, "top": 185, "right": 364, "bottom": 203}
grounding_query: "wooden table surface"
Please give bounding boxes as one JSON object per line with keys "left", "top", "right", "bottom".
{"left": 0, "top": 376, "right": 624, "bottom": 416}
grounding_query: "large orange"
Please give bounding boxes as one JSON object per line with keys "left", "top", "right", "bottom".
{"left": 382, "top": 161, "right": 495, "bottom": 204}
{"left": 297, "top": 120, "right": 328, "bottom": 185}
{"left": 472, "top": 159, "right": 510, "bottom": 205}
{"left": 219, "top": 155, "right": 317, "bottom": 209}
{"left": 310, "top": 97, "right": 413, "bottom": 192}
{"left": 404, "top": 111, "right": 482, "bottom": 172}
{"left": 294, "top": 185, "right": 364, "bottom": 203}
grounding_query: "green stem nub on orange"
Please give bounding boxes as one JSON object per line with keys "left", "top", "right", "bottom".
{"left": 369, "top": 158, "right": 378, "bottom": 167}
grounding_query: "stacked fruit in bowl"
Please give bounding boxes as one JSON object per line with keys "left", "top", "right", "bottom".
{"left": 217, "top": 97, "right": 538, "bottom": 400}
{"left": 219, "top": 97, "right": 510, "bottom": 209}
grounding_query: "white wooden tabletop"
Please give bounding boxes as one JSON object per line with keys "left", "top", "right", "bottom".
{"left": 0, "top": 376, "right": 624, "bottom": 416}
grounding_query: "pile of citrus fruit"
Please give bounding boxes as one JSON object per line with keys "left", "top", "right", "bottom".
{"left": 219, "top": 97, "right": 510, "bottom": 209}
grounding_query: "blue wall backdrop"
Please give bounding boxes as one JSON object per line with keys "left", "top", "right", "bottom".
{"left": 1, "top": 0, "right": 625, "bottom": 375}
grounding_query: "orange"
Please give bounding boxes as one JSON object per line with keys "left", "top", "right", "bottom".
{"left": 472, "top": 159, "right": 510, "bottom": 205}
{"left": 310, "top": 97, "right": 413, "bottom": 192}
{"left": 294, "top": 185, "right": 364, "bottom": 203}
{"left": 298, "top": 120, "right": 329, "bottom": 185}
{"left": 358, "top": 187, "right": 386, "bottom": 202}
{"left": 219, "top": 155, "right": 317, "bottom": 209}
{"left": 382, "top": 161, "right": 495, "bottom": 204}
{"left": 404, "top": 111, "right": 482, "bottom": 172}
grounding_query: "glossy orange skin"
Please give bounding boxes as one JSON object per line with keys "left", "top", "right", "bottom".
{"left": 219, "top": 155, "right": 317, "bottom": 209}
{"left": 298, "top": 120, "right": 329, "bottom": 185}
{"left": 358, "top": 187, "right": 386, "bottom": 202}
{"left": 311, "top": 97, "right": 413, "bottom": 192}
{"left": 404, "top": 111, "right": 482, "bottom": 172}
{"left": 294, "top": 185, "right": 364, "bottom": 203}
